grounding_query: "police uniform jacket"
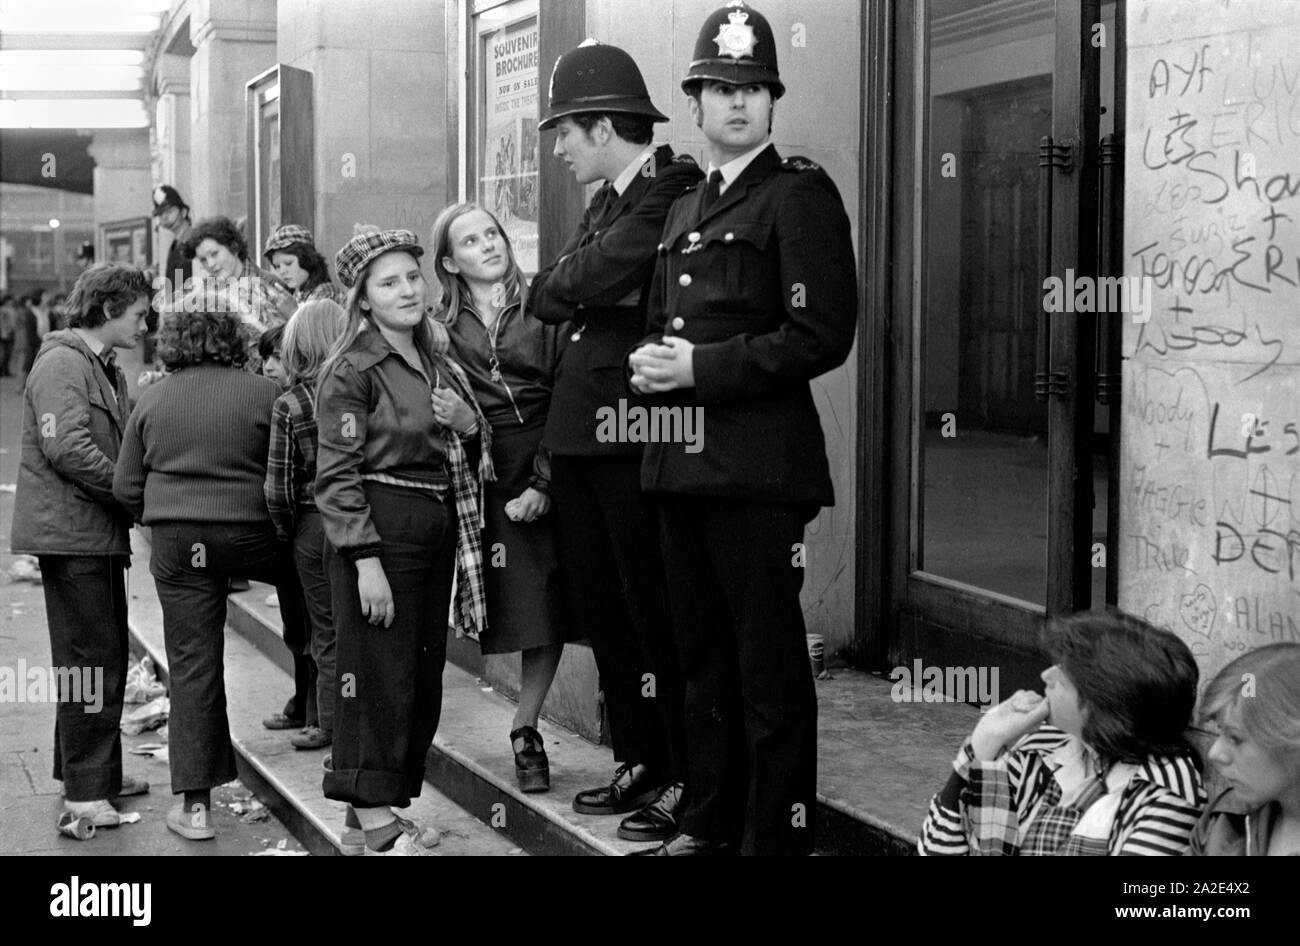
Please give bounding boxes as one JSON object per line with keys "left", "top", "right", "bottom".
{"left": 529, "top": 144, "right": 703, "bottom": 457}
{"left": 633, "top": 144, "right": 857, "bottom": 506}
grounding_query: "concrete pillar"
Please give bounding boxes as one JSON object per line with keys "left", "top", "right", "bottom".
{"left": 87, "top": 130, "right": 153, "bottom": 251}
{"left": 153, "top": 53, "right": 192, "bottom": 198}
{"left": 151, "top": 52, "right": 193, "bottom": 270}
{"left": 188, "top": 0, "right": 278, "bottom": 222}
{"left": 276, "top": 0, "right": 447, "bottom": 262}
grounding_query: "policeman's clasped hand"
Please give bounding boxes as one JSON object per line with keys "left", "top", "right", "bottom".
{"left": 629, "top": 335, "right": 695, "bottom": 392}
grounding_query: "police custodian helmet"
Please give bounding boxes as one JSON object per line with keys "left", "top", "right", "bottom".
{"left": 538, "top": 39, "right": 669, "bottom": 131}
{"left": 682, "top": 1, "right": 784, "bottom": 99}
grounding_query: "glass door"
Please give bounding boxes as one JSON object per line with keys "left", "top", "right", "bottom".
{"left": 888, "top": 0, "right": 1116, "bottom": 688}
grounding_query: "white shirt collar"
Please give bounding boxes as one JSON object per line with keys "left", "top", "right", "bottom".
{"left": 73, "top": 328, "right": 106, "bottom": 357}
{"left": 611, "top": 147, "right": 658, "bottom": 196}
{"left": 707, "top": 138, "right": 772, "bottom": 195}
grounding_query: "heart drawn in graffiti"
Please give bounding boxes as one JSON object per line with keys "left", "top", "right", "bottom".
{"left": 1178, "top": 584, "right": 1217, "bottom": 639}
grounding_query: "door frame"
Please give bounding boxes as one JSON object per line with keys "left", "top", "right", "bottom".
{"left": 863, "top": 0, "right": 1110, "bottom": 692}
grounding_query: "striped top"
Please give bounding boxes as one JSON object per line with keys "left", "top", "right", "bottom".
{"left": 918, "top": 726, "right": 1205, "bottom": 856}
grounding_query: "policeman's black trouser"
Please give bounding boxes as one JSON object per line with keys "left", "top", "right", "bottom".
{"left": 656, "top": 496, "right": 817, "bottom": 856}
{"left": 148, "top": 520, "right": 302, "bottom": 793}
{"left": 549, "top": 454, "right": 684, "bottom": 780}
{"left": 322, "top": 483, "right": 455, "bottom": 810}
{"left": 40, "top": 555, "right": 130, "bottom": 802}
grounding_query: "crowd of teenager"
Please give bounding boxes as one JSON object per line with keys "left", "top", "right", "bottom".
{"left": 9, "top": 2, "right": 1299, "bottom": 857}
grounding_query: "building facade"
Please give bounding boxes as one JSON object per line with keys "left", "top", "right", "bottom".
{"left": 129, "top": 0, "right": 1300, "bottom": 737}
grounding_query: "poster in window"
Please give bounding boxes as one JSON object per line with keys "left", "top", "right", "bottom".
{"left": 100, "top": 218, "right": 152, "bottom": 269}
{"left": 480, "top": 15, "right": 539, "bottom": 272}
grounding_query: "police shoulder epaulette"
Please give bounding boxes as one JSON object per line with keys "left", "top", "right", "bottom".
{"left": 780, "top": 156, "right": 821, "bottom": 172}
{"left": 672, "top": 153, "right": 699, "bottom": 166}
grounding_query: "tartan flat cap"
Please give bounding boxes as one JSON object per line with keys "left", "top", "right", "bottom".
{"left": 263, "top": 224, "right": 316, "bottom": 258}
{"left": 334, "top": 227, "right": 424, "bottom": 289}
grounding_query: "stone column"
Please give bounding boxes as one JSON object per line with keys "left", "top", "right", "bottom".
{"left": 87, "top": 129, "right": 153, "bottom": 247}
{"left": 151, "top": 51, "right": 193, "bottom": 269}
{"left": 188, "top": 0, "right": 278, "bottom": 222}
{"left": 276, "top": 0, "right": 447, "bottom": 261}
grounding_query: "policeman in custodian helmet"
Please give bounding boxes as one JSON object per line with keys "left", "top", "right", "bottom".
{"left": 682, "top": 0, "right": 785, "bottom": 97}
{"left": 529, "top": 40, "right": 701, "bottom": 846}
{"left": 628, "top": 1, "right": 859, "bottom": 856}
{"left": 538, "top": 40, "right": 669, "bottom": 130}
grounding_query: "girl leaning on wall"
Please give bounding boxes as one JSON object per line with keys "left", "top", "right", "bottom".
{"left": 431, "top": 202, "right": 576, "bottom": 793}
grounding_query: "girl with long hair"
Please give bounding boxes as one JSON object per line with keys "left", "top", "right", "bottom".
{"left": 430, "top": 202, "right": 574, "bottom": 793}
{"left": 264, "top": 300, "right": 348, "bottom": 754}
{"left": 314, "top": 227, "right": 492, "bottom": 855}
{"left": 1190, "top": 643, "right": 1300, "bottom": 855}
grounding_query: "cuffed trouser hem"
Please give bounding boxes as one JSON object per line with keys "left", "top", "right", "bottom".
{"left": 60, "top": 761, "right": 125, "bottom": 803}
{"left": 323, "top": 768, "right": 424, "bottom": 810}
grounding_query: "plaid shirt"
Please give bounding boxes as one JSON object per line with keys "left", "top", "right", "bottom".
{"left": 918, "top": 726, "right": 1205, "bottom": 856}
{"left": 265, "top": 380, "right": 319, "bottom": 542}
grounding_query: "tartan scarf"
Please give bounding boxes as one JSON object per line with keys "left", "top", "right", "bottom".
{"left": 428, "top": 352, "right": 495, "bottom": 641}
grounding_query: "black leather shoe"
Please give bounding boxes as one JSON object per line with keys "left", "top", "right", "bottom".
{"left": 572, "top": 763, "right": 662, "bottom": 815}
{"left": 627, "top": 833, "right": 736, "bottom": 856}
{"left": 510, "top": 725, "right": 550, "bottom": 793}
{"left": 617, "top": 781, "right": 684, "bottom": 842}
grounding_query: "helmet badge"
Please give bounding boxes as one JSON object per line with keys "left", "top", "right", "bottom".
{"left": 713, "top": 5, "right": 757, "bottom": 60}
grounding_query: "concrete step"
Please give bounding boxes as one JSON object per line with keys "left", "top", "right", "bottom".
{"left": 223, "top": 562, "right": 978, "bottom": 857}
{"left": 124, "top": 529, "right": 525, "bottom": 857}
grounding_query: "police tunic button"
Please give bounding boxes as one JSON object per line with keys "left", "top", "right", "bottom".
{"left": 671, "top": 317, "right": 685, "bottom": 330}
{"left": 724, "top": 232, "right": 735, "bottom": 242}
{"left": 688, "top": 231, "right": 701, "bottom": 243}
{"left": 679, "top": 273, "right": 692, "bottom": 287}
{"left": 570, "top": 331, "right": 581, "bottom": 342}
{"left": 657, "top": 243, "right": 665, "bottom": 253}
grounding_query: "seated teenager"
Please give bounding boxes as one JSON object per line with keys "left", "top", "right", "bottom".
{"left": 919, "top": 611, "right": 1206, "bottom": 855}
{"left": 1189, "top": 643, "right": 1300, "bottom": 856}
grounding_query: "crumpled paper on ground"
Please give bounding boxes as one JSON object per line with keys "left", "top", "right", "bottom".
{"left": 231, "top": 799, "right": 270, "bottom": 823}
{"left": 7, "top": 556, "right": 41, "bottom": 584}
{"left": 125, "top": 654, "right": 166, "bottom": 704}
{"left": 120, "top": 696, "right": 169, "bottom": 734}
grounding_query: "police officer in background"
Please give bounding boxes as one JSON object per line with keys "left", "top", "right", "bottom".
{"left": 530, "top": 40, "right": 702, "bottom": 843}
{"left": 149, "top": 184, "right": 195, "bottom": 364}
{"left": 629, "top": 1, "right": 858, "bottom": 856}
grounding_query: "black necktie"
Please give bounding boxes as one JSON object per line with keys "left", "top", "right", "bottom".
{"left": 700, "top": 169, "right": 724, "bottom": 215}
{"left": 590, "top": 183, "right": 616, "bottom": 228}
